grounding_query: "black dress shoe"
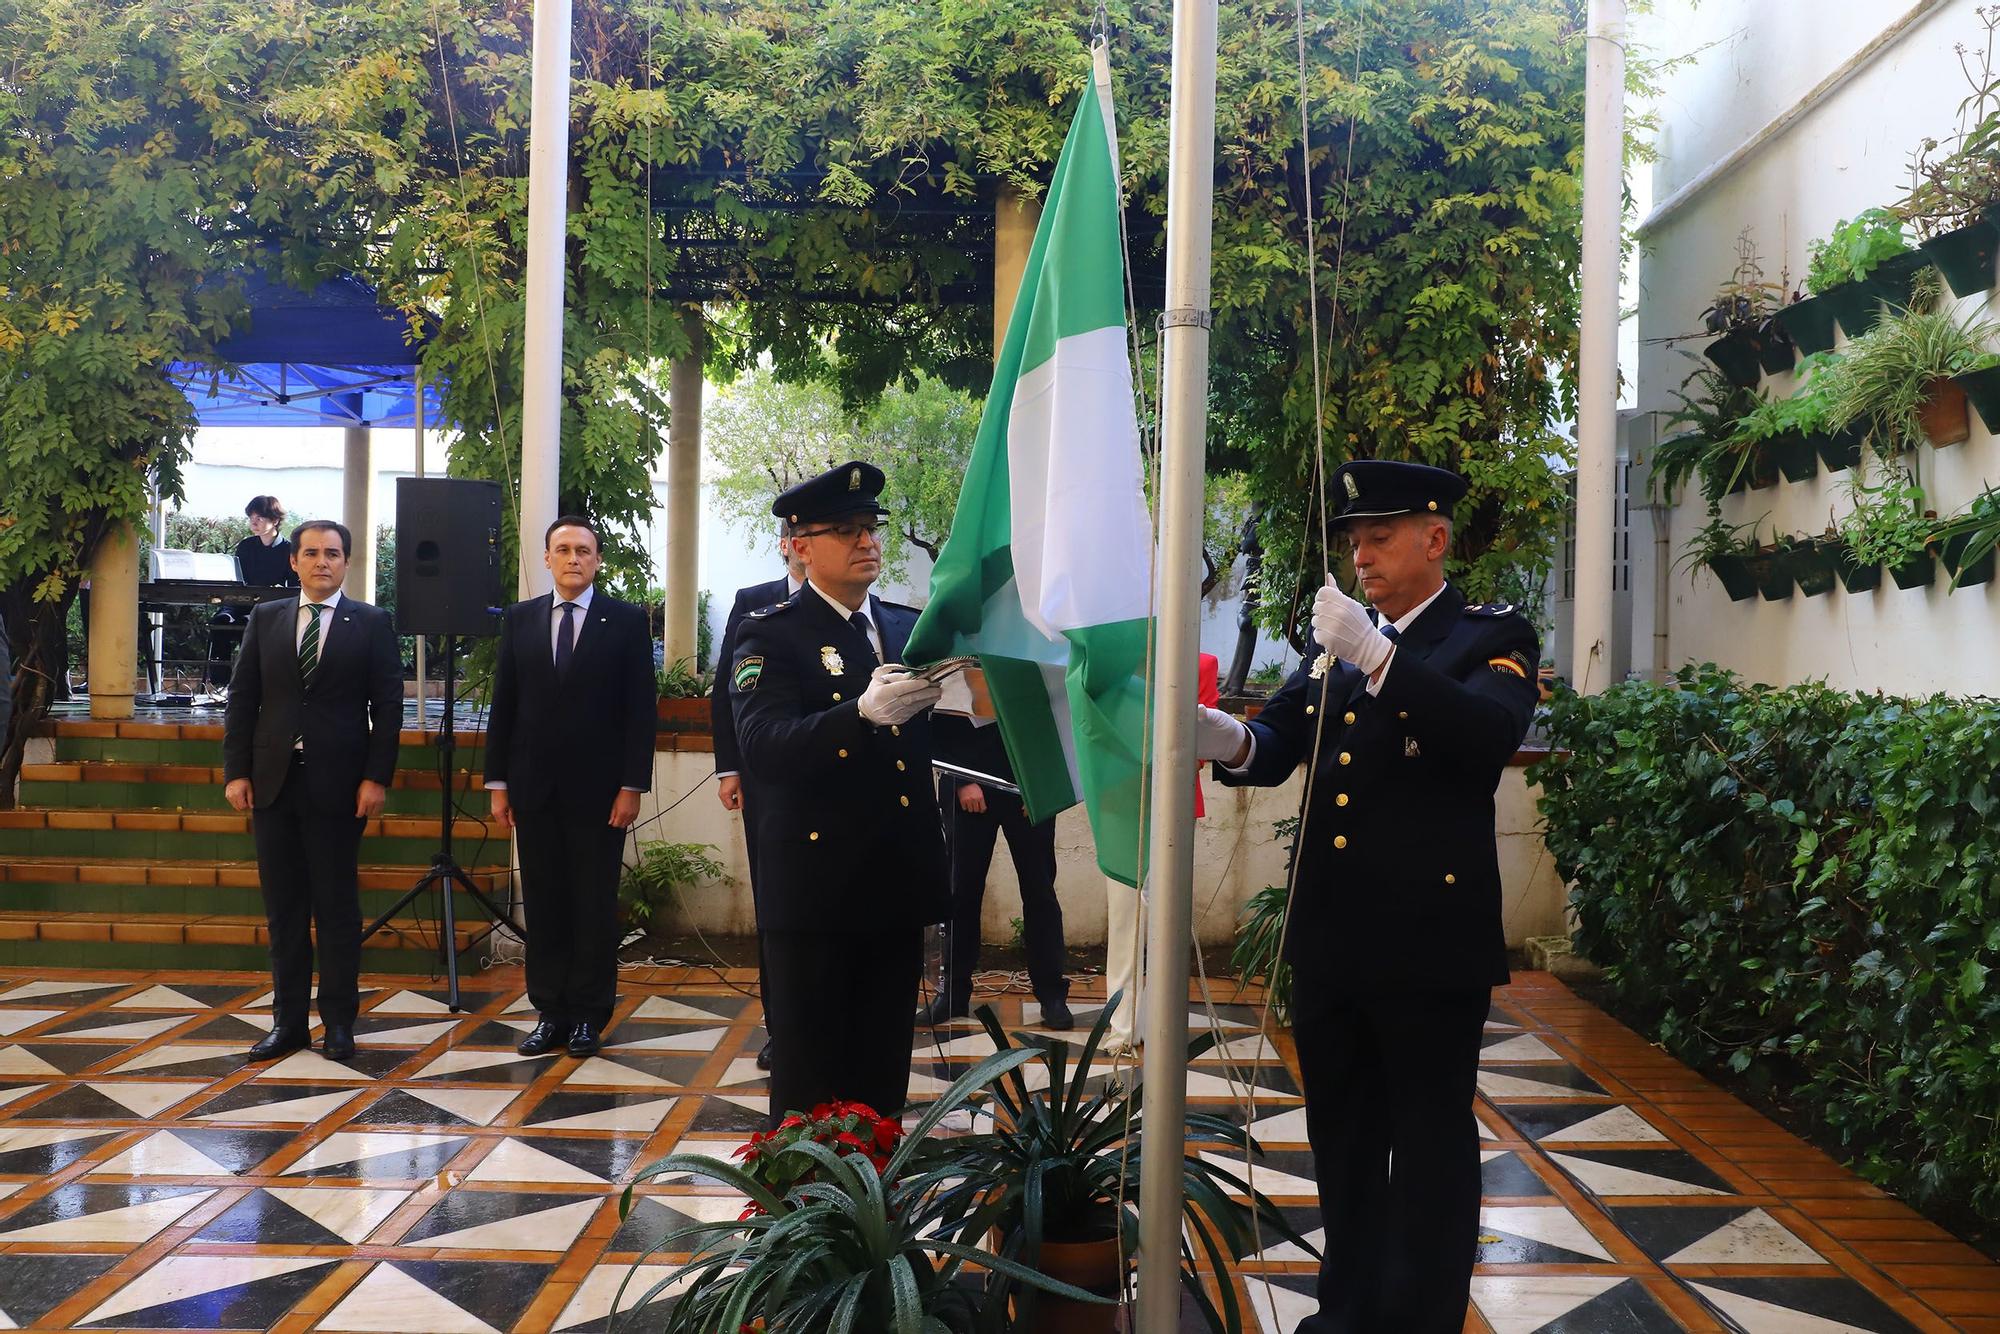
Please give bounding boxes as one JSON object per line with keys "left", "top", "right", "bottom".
{"left": 919, "top": 993, "right": 969, "bottom": 1029}
{"left": 567, "top": 1021, "right": 601, "bottom": 1058}
{"left": 517, "top": 1018, "right": 564, "bottom": 1057}
{"left": 246, "top": 1027, "right": 309, "bottom": 1062}
{"left": 1040, "top": 999, "right": 1075, "bottom": 1031}
{"left": 321, "top": 1025, "right": 355, "bottom": 1061}
{"left": 755, "top": 1039, "right": 773, "bottom": 1071}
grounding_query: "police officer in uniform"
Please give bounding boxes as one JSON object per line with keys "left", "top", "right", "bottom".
{"left": 1194, "top": 460, "right": 1539, "bottom": 1334}
{"left": 731, "top": 461, "right": 948, "bottom": 1124}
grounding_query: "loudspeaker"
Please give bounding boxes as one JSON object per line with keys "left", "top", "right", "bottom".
{"left": 395, "top": 478, "right": 503, "bottom": 636}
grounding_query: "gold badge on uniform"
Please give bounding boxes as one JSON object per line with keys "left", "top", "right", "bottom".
{"left": 1344, "top": 473, "right": 1360, "bottom": 500}
{"left": 1404, "top": 737, "right": 1422, "bottom": 758}
{"left": 848, "top": 467, "right": 861, "bottom": 491}
{"left": 1309, "top": 650, "right": 1330, "bottom": 679}
{"left": 821, "top": 645, "right": 845, "bottom": 675}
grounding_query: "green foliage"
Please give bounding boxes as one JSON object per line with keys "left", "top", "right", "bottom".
{"left": 165, "top": 515, "right": 255, "bottom": 554}
{"left": 1932, "top": 485, "right": 2000, "bottom": 590}
{"left": 1730, "top": 353, "right": 1844, "bottom": 445}
{"left": 618, "top": 840, "right": 728, "bottom": 934}
{"left": 1534, "top": 668, "right": 2000, "bottom": 1225}
{"left": 1821, "top": 289, "right": 2000, "bottom": 449}
{"left": 1230, "top": 884, "right": 1294, "bottom": 1026}
{"left": 1837, "top": 465, "right": 1935, "bottom": 571}
{"left": 1805, "top": 208, "right": 1910, "bottom": 293}
{"left": 655, "top": 657, "right": 707, "bottom": 700}
{"left": 1653, "top": 352, "right": 1761, "bottom": 506}
{"left": 1899, "top": 5, "right": 2000, "bottom": 237}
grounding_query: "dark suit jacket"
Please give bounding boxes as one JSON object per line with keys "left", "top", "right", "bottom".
{"left": 484, "top": 590, "right": 656, "bottom": 814}
{"left": 731, "top": 588, "right": 949, "bottom": 934}
{"left": 222, "top": 595, "right": 403, "bottom": 808}
{"left": 1213, "top": 584, "right": 1538, "bottom": 995}
{"left": 932, "top": 712, "right": 1017, "bottom": 795}
{"left": 711, "top": 575, "right": 793, "bottom": 776}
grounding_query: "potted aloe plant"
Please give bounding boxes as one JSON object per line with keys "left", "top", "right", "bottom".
{"left": 1821, "top": 277, "right": 2000, "bottom": 450}
{"left": 1806, "top": 209, "right": 1921, "bottom": 338}
{"left": 923, "top": 999, "right": 1310, "bottom": 1334}
{"left": 1839, "top": 466, "right": 1938, "bottom": 590}
{"left": 1935, "top": 487, "right": 2000, "bottom": 590}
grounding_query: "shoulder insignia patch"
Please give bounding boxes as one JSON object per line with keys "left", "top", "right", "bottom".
{"left": 733, "top": 656, "right": 765, "bottom": 692}
{"left": 748, "top": 599, "right": 797, "bottom": 620}
{"left": 1488, "top": 655, "right": 1529, "bottom": 679}
{"left": 1464, "top": 602, "right": 1517, "bottom": 617}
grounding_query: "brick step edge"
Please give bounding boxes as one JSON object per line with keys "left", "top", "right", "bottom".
{"left": 0, "top": 911, "right": 478, "bottom": 951}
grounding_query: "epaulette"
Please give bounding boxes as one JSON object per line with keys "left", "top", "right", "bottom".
{"left": 746, "top": 599, "right": 797, "bottom": 620}
{"left": 1463, "top": 602, "right": 1517, "bottom": 617}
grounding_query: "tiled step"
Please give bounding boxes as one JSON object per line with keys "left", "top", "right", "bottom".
{"left": 0, "top": 909, "right": 481, "bottom": 973}
{"left": 0, "top": 807, "right": 496, "bottom": 865}
{"left": 42, "top": 720, "right": 486, "bottom": 772}
{"left": 19, "top": 760, "right": 481, "bottom": 817}
{"left": 0, "top": 856, "right": 515, "bottom": 919}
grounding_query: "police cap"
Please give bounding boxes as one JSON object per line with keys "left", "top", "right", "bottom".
{"left": 772, "top": 460, "right": 891, "bottom": 527}
{"left": 1328, "top": 460, "right": 1469, "bottom": 527}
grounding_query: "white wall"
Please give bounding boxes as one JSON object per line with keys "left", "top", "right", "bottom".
{"left": 637, "top": 749, "right": 1567, "bottom": 951}
{"left": 1633, "top": 0, "right": 2000, "bottom": 693}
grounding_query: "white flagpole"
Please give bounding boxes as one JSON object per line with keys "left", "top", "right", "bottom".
{"left": 1134, "top": 0, "right": 1219, "bottom": 1328}
{"left": 517, "top": 0, "right": 572, "bottom": 598}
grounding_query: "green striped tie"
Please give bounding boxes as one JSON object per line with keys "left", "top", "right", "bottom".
{"left": 299, "top": 603, "right": 324, "bottom": 686}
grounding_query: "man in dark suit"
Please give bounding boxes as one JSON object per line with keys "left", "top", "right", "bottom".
{"left": 222, "top": 520, "right": 403, "bottom": 1062}
{"left": 713, "top": 540, "right": 805, "bottom": 1070}
{"left": 731, "top": 461, "right": 948, "bottom": 1124}
{"left": 1197, "top": 460, "right": 1539, "bottom": 1334}
{"left": 486, "top": 515, "right": 656, "bottom": 1059}
{"left": 925, "top": 712, "right": 1071, "bottom": 1030}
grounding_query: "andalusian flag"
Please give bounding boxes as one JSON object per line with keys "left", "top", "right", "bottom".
{"left": 906, "top": 49, "right": 1152, "bottom": 887}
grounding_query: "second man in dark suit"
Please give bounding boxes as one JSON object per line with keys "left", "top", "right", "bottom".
{"left": 486, "top": 515, "right": 657, "bottom": 1059}
{"left": 223, "top": 520, "right": 403, "bottom": 1062}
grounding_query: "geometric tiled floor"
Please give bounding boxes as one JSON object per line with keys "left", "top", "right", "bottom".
{"left": 0, "top": 967, "right": 1993, "bottom": 1332}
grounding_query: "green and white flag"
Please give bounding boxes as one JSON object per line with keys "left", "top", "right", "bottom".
{"left": 906, "top": 49, "right": 1152, "bottom": 887}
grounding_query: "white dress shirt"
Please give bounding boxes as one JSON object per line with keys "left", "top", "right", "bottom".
{"left": 295, "top": 589, "right": 342, "bottom": 656}
{"left": 550, "top": 584, "right": 595, "bottom": 659}
{"left": 812, "top": 583, "right": 882, "bottom": 660}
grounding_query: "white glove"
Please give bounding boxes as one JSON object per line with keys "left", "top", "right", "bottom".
{"left": 1311, "top": 581, "right": 1393, "bottom": 676}
{"left": 857, "top": 664, "right": 942, "bottom": 727}
{"left": 1194, "top": 705, "right": 1250, "bottom": 766}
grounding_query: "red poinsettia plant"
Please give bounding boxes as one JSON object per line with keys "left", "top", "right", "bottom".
{"left": 732, "top": 1100, "right": 904, "bottom": 1211}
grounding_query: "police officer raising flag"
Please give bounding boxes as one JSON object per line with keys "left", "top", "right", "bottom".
{"left": 1193, "top": 459, "right": 1540, "bottom": 1334}
{"left": 729, "top": 461, "right": 950, "bottom": 1127}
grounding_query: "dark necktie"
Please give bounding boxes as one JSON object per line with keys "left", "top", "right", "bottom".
{"left": 555, "top": 601, "right": 576, "bottom": 677}
{"left": 1380, "top": 621, "right": 1401, "bottom": 643}
{"left": 298, "top": 603, "right": 324, "bottom": 685}
{"left": 849, "top": 611, "right": 879, "bottom": 666}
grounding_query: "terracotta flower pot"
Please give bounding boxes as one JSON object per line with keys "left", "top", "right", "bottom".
{"left": 1919, "top": 376, "right": 1971, "bottom": 446}
{"left": 655, "top": 697, "right": 709, "bottom": 730}
{"left": 1009, "top": 1229, "right": 1128, "bottom": 1334}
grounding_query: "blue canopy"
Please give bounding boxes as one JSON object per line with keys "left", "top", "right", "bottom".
{"left": 169, "top": 271, "right": 446, "bottom": 429}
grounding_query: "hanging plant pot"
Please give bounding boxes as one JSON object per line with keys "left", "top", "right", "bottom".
{"left": 1774, "top": 296, "right": 1838, "bottom": 357}
{"left": 1942, "top": 531, "right": 1997, "bottom": 589}
{"left": 1950, "top": 362, "right": 2000, "bottom": 434}
{"left": 1747, "top": 547, "right": 1794, "bottom": 601}
{"left": 1707, "top": 553, "right": 1759, "bottom": 602}
{"left": 1890, "top": 548, "right": 1937, "bottom": 589}
{"left": 1703, "top": 327, "right": 1766, "bottom": 389}
{"left": 1755, "top": 320, "right": 1797, "bottom": 375}
{"left": 1744, "top": 442, "right": 1780, "bottom": 490}
{"left": 1785, "top": 539, "right": 1839, "bottom": 596}
{"left": 1810, "top": 422, "right": 1867, "bottom": 472}
{"left": 1820, "top": 279, "right": 1883, "bottom": 338}
{"left": 1768, "top": 432, "right": 1818, "bottom": 483}
{"left": 1919, "top": 215, "right": 2000, "bottom": 298}
{"left": 1830, "top": 541, "right": 1882, "bottom": 593}
{"left": 1866, "top": 249, "right": 1933, "bottom": 311}
{"left": 1919, "top": 375, "right": 1972, "bottom": 446}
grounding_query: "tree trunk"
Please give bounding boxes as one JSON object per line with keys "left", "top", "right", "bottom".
{"left": 1, "top": 587, "right": 76, "bottom": 811}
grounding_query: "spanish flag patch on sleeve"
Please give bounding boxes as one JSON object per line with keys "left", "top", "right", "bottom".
{"left": 1488, "top": 655, "right": 1529, "bottom": 679}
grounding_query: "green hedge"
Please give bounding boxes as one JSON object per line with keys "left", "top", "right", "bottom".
{"left": 1532, "top": 666, "right": 2000, "bottom": 1222}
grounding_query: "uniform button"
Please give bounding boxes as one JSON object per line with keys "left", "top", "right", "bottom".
{"left": 1338, "top": 752, "right": 1351, "bottom": 766}
{"left": 831, "top": 692, "right": 842, "bottom": 701}
{"left": 1398, "top": 711, "right": 1408, "bottom": 720}
{"left": 1305, "top": 704, "right": 1315, "bottom": 715}
{"left": 895, "top": 760, "right": 906, "bottom": 771}
{"left": 837, "top": 748, "right": 848, "bottom": 758}
{"left": 891, "top": 725, "right": 901, "bottom": 737}
{"left": 1343, "top": 711, "right": 1355, "bottom": 725}
{"left": 809, "top": 831, "right": 820, "bottom": 841}
{"left": 900, "top": 795, "right": 910, "bottom": 807}
{"left": 1336, "top": 793, "right": 1348, "bottom": 807}
{"left": 1333, "top": 835, "right": 1348, "bottom": 849}
{"left": 1445, "top": 874, "right": 1456, "bottom": 885}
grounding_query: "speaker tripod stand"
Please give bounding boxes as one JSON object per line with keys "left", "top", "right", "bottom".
{"left": 359, "top": 633, "right": 526, "bottom": 1012}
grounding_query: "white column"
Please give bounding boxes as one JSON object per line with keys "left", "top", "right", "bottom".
{"left": 663, "top": 312, "right": 704, "bottom": 669}
{"left": 517, "top": 0, "right": 574, "bottom": 599}
{"left": 343, "top": 425, "right": 376, "bottom": 603}
{"left": 1571, "top": 0, "right": 1625, "bottom": 696}
{"left": 1135, "top": 5, "right": 1218, "bottom": 1330}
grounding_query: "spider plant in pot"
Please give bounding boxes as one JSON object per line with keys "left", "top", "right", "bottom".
{"left": 613, "top": 1046, "right": 1097, "bottom": 1334}
{"left": 1821, "top": 273, "right": 2000, "bottom": 450}
{"left": 1838, "top": 465, "right": 1938, "bottom": 590}
{"left": 922, "top": 996, "right": 1311, "bottom": 1334}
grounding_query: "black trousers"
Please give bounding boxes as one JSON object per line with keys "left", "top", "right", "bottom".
{"left": 1292, "top": 986, "right": 1491, "bottom": 1334}
{"left": 514, "top": 804, "right": 626, "bottom": 1030}
{"left": 939, "top": 782, "right": 1067, "bottom": 1008}
{"left": 251, "top": 753, "right": 364, "bottom": 1030}
{"left": 742, "top": 793, "right": 773, "bottom": 1042}
{"left": 762, "top": 925, "right": 921, "bottom": 1127}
